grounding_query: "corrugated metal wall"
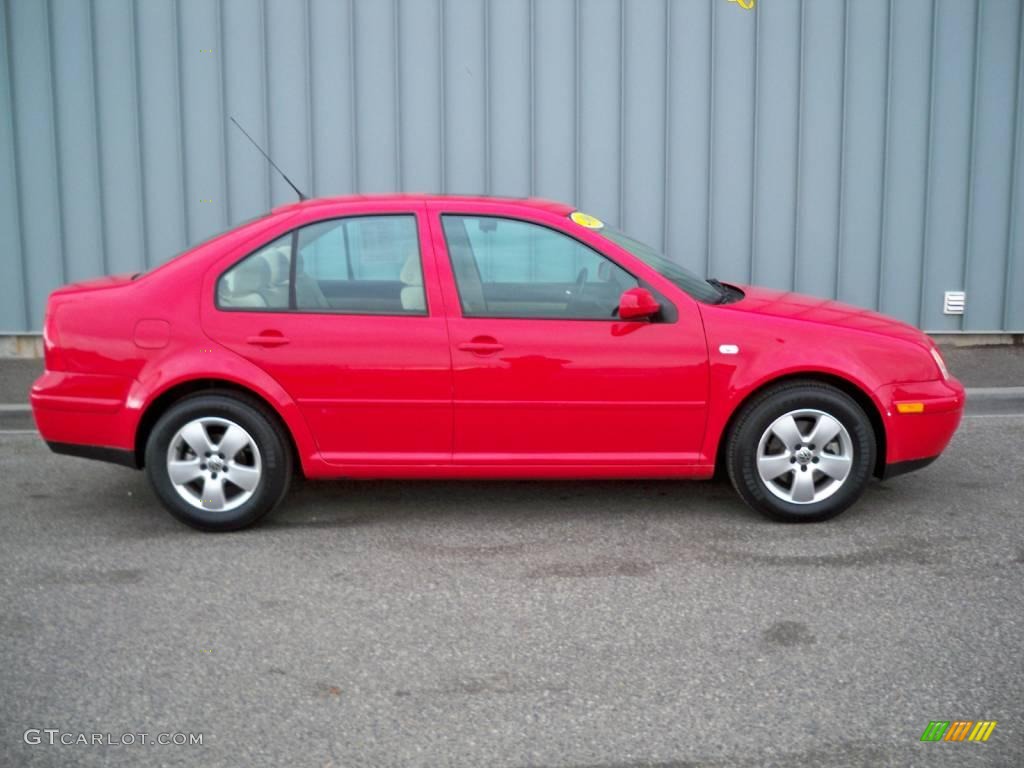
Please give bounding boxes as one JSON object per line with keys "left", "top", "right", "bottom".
{"left": 2, "top": 0, "right": 1023, "bottom": 333}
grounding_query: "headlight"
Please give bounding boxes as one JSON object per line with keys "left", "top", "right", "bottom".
{"left": 930, "top": 346, "right": 949, "bottom": 380}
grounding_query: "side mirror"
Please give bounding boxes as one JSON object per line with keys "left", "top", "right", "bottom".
{"left": 618, "top": 287, "right": 660, "bottom": 320}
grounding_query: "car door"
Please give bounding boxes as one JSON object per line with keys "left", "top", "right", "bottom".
{"left": 202, "top": 203, "right": 452, "bottom": 465}
{"left": 427, "top": 203, "right": 709, "bottom": 468}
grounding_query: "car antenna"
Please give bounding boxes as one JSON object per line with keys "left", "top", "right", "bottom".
{"left": 229, "top": 116, "right": 307, "bottom": 201}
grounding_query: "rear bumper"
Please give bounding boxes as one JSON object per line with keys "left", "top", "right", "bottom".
{"left": 875, "top": 377, "right": 965, "bottom": 475}
{"left": 46, "top": 441, "right": 138, "bottom": 468}
{"left": 31, "top": 370, "right": 139, "bottom": 464}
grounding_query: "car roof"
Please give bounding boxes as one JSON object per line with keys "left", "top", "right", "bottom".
{"left": 271, "top": 193, "right": 575, "bottom": 217}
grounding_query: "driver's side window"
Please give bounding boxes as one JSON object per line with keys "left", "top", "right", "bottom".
{"left": 441, "top": 215, "right": 637, "bottom": 319}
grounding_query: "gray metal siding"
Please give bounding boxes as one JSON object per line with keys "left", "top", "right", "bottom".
{"left": 2, "top": 0, "right": 1023, "bottom": 332}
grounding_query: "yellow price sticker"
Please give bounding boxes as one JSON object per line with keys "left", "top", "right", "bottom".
{"left": 570, "top": 211, "right": 604, "bottom": 230}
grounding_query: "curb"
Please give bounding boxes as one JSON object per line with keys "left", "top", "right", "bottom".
{"left": 0, "top": 404, "right": 35, "bottom": 431}
{"left": 964, "top": 386, "right": 1024, "bottom": 398}
{"left": 963, "top": 387, "right": 1024, "bottom": 416}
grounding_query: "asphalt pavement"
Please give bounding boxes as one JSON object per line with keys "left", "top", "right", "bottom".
{"left": 1, "top": 407, "right": 1022, "bottom": 766}
{"left": 2, "top": 346, "right": 1022, "bottom": 766}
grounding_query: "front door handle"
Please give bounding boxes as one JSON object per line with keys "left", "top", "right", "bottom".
{"left": 458, "top": 336, "right": 504, "bottom": 354}
{"left": 246, "top": 331, "right": 290, "bottom": 348}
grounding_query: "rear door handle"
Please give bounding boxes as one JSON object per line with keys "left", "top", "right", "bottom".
{"left": 458, "top": 336, "right": 504, "bottom": 354}
{"left": 246, "top": 332, "right": 290, "bottom": 348}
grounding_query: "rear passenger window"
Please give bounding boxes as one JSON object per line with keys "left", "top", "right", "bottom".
{"left": 296, "top": 216, "right": 423, "bottom": 313}
{"left": 216, "top": 215, "right": 425, "bottom": 315}
{"left": 217, "top": 235, "right": 291, "bottom": 309}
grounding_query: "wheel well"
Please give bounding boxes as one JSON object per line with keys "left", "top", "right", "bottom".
{"left": 715, "top": 372, "right": 887, "bottom": 479}
{"left": 134, "top": 379, "right": 302, "bottom": 475}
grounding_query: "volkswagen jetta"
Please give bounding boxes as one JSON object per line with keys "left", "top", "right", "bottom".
{"left": 31, "top": 195, "right": 964, "bottom": 530}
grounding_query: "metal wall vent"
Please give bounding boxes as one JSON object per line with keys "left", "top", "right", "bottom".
{"left": 943, "top": 291, "right": 966, "bottom": 315}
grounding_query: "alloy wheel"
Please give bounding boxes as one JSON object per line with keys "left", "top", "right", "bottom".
{"left": 755, "top": 408, "right": 854, "bottom": 504}
{"left": 165, "top": 417, "right": 262, "bottom": 512}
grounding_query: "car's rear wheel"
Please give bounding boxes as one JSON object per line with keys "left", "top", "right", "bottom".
{"left": 145, "top": 392, "right": 292, "bottom": 531}
{"left": 725, "top": 382, "right": 875, "bottom": 523}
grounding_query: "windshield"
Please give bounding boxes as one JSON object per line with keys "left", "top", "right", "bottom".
{"left": 599, "top": 228, "right": 724, "bottom": 304}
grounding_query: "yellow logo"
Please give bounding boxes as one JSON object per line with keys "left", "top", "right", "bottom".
{"left": 569, "top": 211, "right": 604, "bottom": 230}
{"left": 728, "top": 0, "right": 755, "bottom": 9}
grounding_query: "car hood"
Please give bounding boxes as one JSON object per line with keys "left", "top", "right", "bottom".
{"left": 724, "top": 284, "right": 930, "bottom": 348}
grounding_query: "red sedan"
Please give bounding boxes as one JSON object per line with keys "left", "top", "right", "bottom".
{"left": 31, "top": 195, "right": 964, "bottom": 531}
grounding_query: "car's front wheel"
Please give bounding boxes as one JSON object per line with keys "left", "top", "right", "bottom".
{"left": 145, "top": 392, "right": 292, "bottom": 531}
{"left": 725, "top": 381, "right": 876, "bottom": 522}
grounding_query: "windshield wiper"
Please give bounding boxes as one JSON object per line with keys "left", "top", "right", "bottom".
{"left": 706, "top": 278, "right": 731, "bottom": 303}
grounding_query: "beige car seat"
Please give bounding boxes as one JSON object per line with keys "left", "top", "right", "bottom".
{"left": 399, "top": 250, "right": 426, "bottom": 311}
{"left": 261, "top": 246, "right": 291, "bottom": 308}
{"left": 294, "top": 252, "right": 330, "bottom": 309}
{"left": 219, "top": 257, "right": 270, "bottom": 308}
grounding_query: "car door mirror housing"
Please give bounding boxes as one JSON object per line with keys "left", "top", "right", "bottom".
{"left": 618, "top": 287, "right": 660, "bottom": 320}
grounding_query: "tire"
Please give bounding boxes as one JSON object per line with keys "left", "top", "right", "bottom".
{"left": 144, "top": 391, "right": 292, "bottom": 531}
{"left": 725, "top": 381, "right": 875, "bottom": 523}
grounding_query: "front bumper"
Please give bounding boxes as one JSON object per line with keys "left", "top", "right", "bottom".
{"left": 875, "top": 377, "right": 965, "bottom": 475}
{"left": 878, "top": 455, "right": 939, "bottom": 480}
